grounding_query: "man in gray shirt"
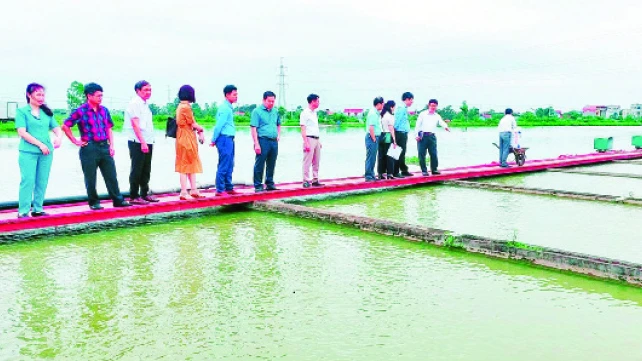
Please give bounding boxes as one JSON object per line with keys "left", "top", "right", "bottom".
{"left": 250, "top": 91, "right": 281, "bottom": 192}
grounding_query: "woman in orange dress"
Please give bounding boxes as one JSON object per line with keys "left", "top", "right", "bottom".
{"left": 175, "top": 85, "right": 206, "bottom": 199}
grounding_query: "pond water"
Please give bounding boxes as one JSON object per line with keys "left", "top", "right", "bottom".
{"left": 0, "top": 211, "right": 641, "bottom": 361}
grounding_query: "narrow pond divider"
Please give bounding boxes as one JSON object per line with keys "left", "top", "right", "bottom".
{"left": 252, "top": 200, "right": 642, "bottom": 287}
{"left": 447, "top": 180, "right": 642, "bottom": 206}
{"left": 548, "top": 168, "right": 642, "bottom": 179}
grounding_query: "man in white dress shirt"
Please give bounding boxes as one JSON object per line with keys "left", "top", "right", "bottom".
{"left": 414, "top": 99, "right": 450, "bottom": 176}
{"left": 124, "top": 80, "right": 159, "bottom": 204}
{"left": 300, "top": 94, "right": 322, "bottom": 187}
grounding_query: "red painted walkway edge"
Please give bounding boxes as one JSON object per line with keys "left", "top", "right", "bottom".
{"left": 1, "top": 149, "right": 641, "bottom": 234}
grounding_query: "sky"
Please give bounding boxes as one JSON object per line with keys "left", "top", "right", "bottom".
{"left": 2, "top": 0, "right": 642, "bottom": 113}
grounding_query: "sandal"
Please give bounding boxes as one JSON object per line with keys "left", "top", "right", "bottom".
{"left": 179, "top": 192, "right": 189, "bottom": 200}
{"left": 190, "top": 192, "right": 206, "bottom": 199}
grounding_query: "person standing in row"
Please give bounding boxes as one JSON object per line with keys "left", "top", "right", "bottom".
{"left": 124, "top": 80, "right": 159, "bottom": 205}
{"left": 415, "top": 99, "right": 450, "bottom": 176}
{"left": 251, "top": 91, "right": 281, "bottom": 192}
{"left": 300, "top": 93, "right": 323, "bottom": 188}
{"left": 211, "top": 85, "right": 238, "bottom": 196}
{"left": 175, "top": 85, "right": 206, "bottom": 200}
{"left": 378, "top": 100, "right": 398, "bottom": 179}
{"left": 365, "top": 97, "right": 384, "bottom": 182}
{"left": 15, "top": 83, "right": 62, "bottom": 218}
{"left": 498, "top": 108, "right": 517, "bottom": 168}
{"left": 62, "top": 83, "right": 131, "bottom": 210}
{"left": 393, "top": 92, "right": 414, "bottom": 177}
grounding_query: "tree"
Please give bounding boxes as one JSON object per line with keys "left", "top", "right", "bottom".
{"left": 66, "top": 81, "right": 84, "bottom": 111}
{"left": 437, "top": 105, "right": 456, "bottom": 121}
{"left": 238, "top": 104, "right": 257, "bottom": 115}
{"left": 468, "top": 107, "right": 480, "bottom": 120}
{"left": 277, "top": 106, "right": 287, "bottom": 118}
{"left": 459, "top": 101, "right": 469, "bottom": 117}
{"left": 148, "top": 103, "right": 161, "bottom": 115}
{"left": 192, "top": 103, "right": 203, "bottom": 118}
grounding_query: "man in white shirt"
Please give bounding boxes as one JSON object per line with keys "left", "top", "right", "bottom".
{"left": 414, "top": 99, "right": 450, "bottom": 176}
{"left": 124, "top": 80, "right": 158, "bottom": 205}
{"left": 497, "top": 108, "right": 517, "bottom": 168}
{"left": 300, "top": 94, "right": 322, "bottom": 187}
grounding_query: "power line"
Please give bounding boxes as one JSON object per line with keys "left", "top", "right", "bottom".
{"left": 277, "top": 57, "right": 287, "bottom": 109}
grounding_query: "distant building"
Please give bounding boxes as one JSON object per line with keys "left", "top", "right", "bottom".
{"left": 343, "top": 108, "right": 364, "bottom": 116}
{"left": 582, "top": 105, "right": 599, "bottom": 116}
{"left": 605, "top": 105, "right": 621, "bottom": 118}
{"left": 622, "top": 104, "right": 642, "bottom": 118}
{"left": 583, "top": 105, "right": 620, "bottom": 117}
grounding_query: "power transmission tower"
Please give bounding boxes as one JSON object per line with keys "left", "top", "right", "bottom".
{"left": 277, "top": 57, "right": 287, "bottom": 109}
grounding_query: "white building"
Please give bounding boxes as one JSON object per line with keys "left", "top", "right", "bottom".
{"left": 0, "top": 101, "right": 19, "bottom": 120}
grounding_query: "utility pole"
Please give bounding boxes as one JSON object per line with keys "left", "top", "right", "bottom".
{"left": 277, "top": 57, "right": 287, "bottom": 109}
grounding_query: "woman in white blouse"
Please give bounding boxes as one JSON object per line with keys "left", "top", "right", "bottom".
{"left": 377, "top": 100, "right": 398, "bottom": 179}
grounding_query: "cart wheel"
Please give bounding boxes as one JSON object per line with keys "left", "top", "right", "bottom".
{"left": 516, "top": 153, "right": 526, "bottom": 166}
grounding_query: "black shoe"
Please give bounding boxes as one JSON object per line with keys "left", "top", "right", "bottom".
{"left": 393, "top": 173, "right": 403, "bottom": 178}
{"left": 365, "top": 178, "right": 376, "bottom": 182}
{"left": 17, "top": 213, "right": 29, "bottom": 218}
{"left": 311, "top": 181, "right": 324, "bottom": 187}
{"left": 142, "top": 195, "right": 160, "bottom": 202}
{"left": 90, "top": 204, "right": 104, "bottom": 211}
{"left": 31, "top": 211, "right": 48, "bottom": 217}
{"left": 387, "top": 174, "right": 396, "bottom": 179}
{"left": 129, "top": 197, "right": 149, "bottom": 206}
{"left": 303, "top": 181, "right": 311, "bottom": 188}
{"left": 255, "top": 188, "right": 265, "bottom": 193}
{"left": 266, "top": 186, "right": 278, "bottom": 191}
{"left": 432, "top": 170, "right": 441, "bottom": 175}
{"left": 422, "top": 172, "right": 430, "bottom": 176}
{"left": 114, "top": 201, "right": 132, "bottom": 207}
{"left": 378, "top": 174, "right": 387, "bottom": 180}
{"left": 401, "top": 172, "right": 413, "bottom": 177}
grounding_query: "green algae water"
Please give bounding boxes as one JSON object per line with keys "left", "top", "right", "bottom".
{"left": 477, "top": 171, "right": 642, "bottom": 198}
{"left": 306, "top": 185, "right": 642, "bottom": 264}
{"left": 1, "top": 211, "right": 641, "bottom": 360}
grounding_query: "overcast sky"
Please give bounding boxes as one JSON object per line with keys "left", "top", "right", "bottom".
{"left": 2, "top": 0, "right": 642, "bottom": 112}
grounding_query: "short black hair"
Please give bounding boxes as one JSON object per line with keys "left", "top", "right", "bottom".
{"left": 178, "top": 85, "right": 196, "bottom": 103}
{"left": 84, "top": 82, "right": 103, "bottom": 96}
{"left": 223, "top": 84, "right": 237, "bottom": 96}
{"left": 428, "top": 99, "right": 438, "bottom": 105}
{"left": 402, "top": 92, "right": 414, "bottom": 101}
{"left": 263, "top": 91, "right": 276, "bottom": 100}
{"left": 373, "top": 96, "right": 384, "bottom": 106}
{"left": 307, "top": 94, "right": 319, "bottom": 104}
{"left": 505, "top": 108, "right": 513, "bottom": 115}
{"left": 135, "top": 80, "right": 150, "bottom": 91}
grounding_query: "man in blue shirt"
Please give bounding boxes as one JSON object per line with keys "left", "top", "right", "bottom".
{"left": 210, "top": 85, "right": 238, "bottom": 196}
{"left": 393, "top": 91, "right": 414, "bottom": 177}
{"left": 250, "top": 91, "right": 281, "bottom": 192}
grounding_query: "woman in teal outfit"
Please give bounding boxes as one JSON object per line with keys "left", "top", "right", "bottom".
{"left": 15, "top": 83, "right": 62, "bottom": 218}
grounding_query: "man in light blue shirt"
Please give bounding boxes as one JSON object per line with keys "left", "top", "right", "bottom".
{"left": 250, "top": 91, "right": 281, "bottom": 192}
{"left": 210, "top": 85, "right": 238, "bottom": 195}
{"left": 393, "top": 91, "right": 414, "bottom": 177}
{"left": 365, "top": 97, "right": 384, "bottom": 181}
